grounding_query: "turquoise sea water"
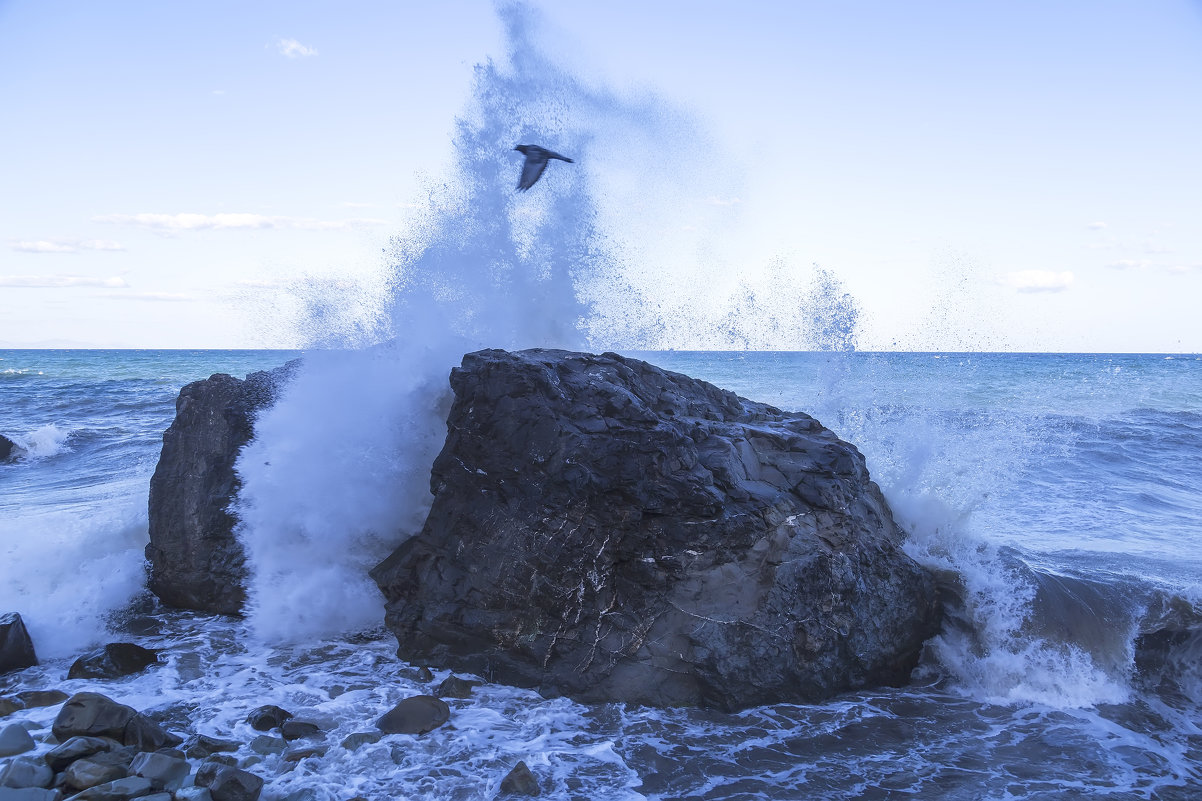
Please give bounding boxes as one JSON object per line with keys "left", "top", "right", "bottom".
{"left": 2, "top": 348, "right": 1201, "bottom": 799}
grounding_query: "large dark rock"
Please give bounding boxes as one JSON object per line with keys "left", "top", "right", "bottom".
{"left": 373, "top": 349, "right": 941, "bottom": 710}
{"left": 67, "top": 643, "right": 159, "bottom": 680}
{"left": 0, "top": 613, "right": 37, "bottom": 674}
{"left": 146, "top": 362, "right": 296, "bottom": 614}
{"left": 51, "top": 693, "right": 136, "bottom": 742}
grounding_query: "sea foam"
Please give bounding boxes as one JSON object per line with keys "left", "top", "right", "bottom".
{"left": 234, "top": 4, "right": 633, "bottom": 642}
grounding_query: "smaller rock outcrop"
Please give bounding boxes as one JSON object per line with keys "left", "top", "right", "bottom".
{"left": 146, "top": 361, "right": 297, "bottom": 615}
{"left": 0, "top": 435, "right": 21, "bottom": 463}
{"left": 499, "top": 761, "right": 541, "bottom": 796}
{"left": 374, "top": 696, "right": 449, "bottom": 735}
{"left": 245, "top": 706, "right": 292, "bottom": 732}
{"left": 0, "top": 613, "right": 37, "bottom": 674}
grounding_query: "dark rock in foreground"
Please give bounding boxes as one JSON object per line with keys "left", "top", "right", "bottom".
{"left": 0, "top": 613, "right": 38, "bottom": 674}
{"left": 67, "top": 643, "right": 160, "bottom": 680}
{"left": 146, "top": 361, "right": 297, "bottom": 615}
{"left": 373, "top": 349, "right": 941, "bottom": 710}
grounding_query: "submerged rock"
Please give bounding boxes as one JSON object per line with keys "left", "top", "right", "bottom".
{"left": 245, "top": 705, "right": 292, "bottom": 732}
{"left": 67, "top": 643, "right": 160, "bottom": 680}
{"left": 278, "top": 720, "right": 320, "bottom": 741}
{"left": 0, "top": 613, "right": 37, "bottom": 675}
{"left": 146, "top": 362, "right": 297, "bottom": 614}
{"left": 499, "top": 761, "right": 540, "bottom": 796}
{"left": 373, "top": 349, "right": 941, "bottom": 710}
{"left": 374, "top": 696, "right": 449, "bottom": 735}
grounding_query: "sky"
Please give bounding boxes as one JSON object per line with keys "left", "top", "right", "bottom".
{"left": 1, "top": 0, "right": 1201, "bottom": 351}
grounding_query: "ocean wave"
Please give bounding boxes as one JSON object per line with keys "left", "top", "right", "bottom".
{"left": 6, "top": 423, "right": 76, "bottom": 459}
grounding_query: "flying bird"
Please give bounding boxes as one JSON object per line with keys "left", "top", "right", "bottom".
{"left": 514, "top": 144, "right": 574, "bottom": 191}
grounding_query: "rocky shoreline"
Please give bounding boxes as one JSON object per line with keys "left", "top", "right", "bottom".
{"left": 3, "top": 347, "right": 945, "bottom": 799}
{"left": 143, "top": 348, "right": 940, "bottom": 711}
{"left": 0, "top": 664, "right": 536, "bottom": 801}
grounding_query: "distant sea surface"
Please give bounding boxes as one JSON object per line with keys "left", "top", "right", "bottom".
{"left": 2, "top": 348, "right": 1201, "bottom": 800}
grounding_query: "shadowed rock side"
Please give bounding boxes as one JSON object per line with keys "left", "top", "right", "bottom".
{"left": 373, "top": 349, "right": 941, "bottom": 710}
{"left": 146, "top": 361, "right": 297, "bottom": 614}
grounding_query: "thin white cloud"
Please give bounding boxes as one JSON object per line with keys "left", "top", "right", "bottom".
{"left": 1107, "top": 259, "right": 1151, "bottom": 270}
{"left": 93, "top": 212, "right": 387, "bottom": 232}
{"left": 232, "top": 278, "right": 286, "bottom": 289}
{"left": 707, "top": 196, "right": 743, "bottom": 207}
{"left": 276, "top": 38, "right": 317, "bottom": 58}
{"left": 998, "top": 270, "right": 1074, "bottom": 293}
{"left": 0, "top": 274, "right": 129, "bottom": 288}
{"left": 10, "top": 239, "right": 125, "bottom": 253}
{"left": 1087, "top": 221, "right": 1107, "bottom": 230}
{"left": 11, "top": 240, "right": 75, "bottom": 253}
{"left": 101, "top": 291, "right": 195, "bottom": 302}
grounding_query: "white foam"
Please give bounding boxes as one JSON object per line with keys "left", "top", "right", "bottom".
{"left": 234, "top": 5, "right": 644, "bottom": 642}
{"left": 12, "top": 423, "right": 74, "bottom": 459}
{"left": 0, "top": 497, "right": 148, "bottom": 658}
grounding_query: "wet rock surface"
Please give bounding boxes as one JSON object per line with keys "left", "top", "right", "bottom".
{"left": 373, "top": 348, "right": 942, "bottom": 710}
{"left": 0, "top": 615, "right": 37, "bottom": 675}
{"left": 374, "top": 696, "right": 450, "bottom": 735}
{"left": 67, "top": 645, "right": 160, "bottom": 681}
{"left": 146, "top": 362, "right": 297, "bottom": 615}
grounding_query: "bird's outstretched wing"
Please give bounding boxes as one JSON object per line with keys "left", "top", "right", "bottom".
{"left": 517, "top": 157, "right": 548, "bottom": 191}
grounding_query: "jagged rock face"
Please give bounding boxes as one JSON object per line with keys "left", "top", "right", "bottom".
{"left": 0, "top": 612, "right": 37, "bottom": 674}
{"left": 373, "top": 349, "right": 941, "bottom": 711}
{"left": 146, "top": 362, "right": 296, "bottom": 614}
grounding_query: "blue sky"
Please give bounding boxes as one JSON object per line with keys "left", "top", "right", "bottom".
{"left": 2, "top": 1, "right": 1200, "bottom": 351}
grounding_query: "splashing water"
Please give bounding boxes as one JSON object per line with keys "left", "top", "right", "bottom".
{"left": 232, "top": 3, "right": 692, "bottom": 641}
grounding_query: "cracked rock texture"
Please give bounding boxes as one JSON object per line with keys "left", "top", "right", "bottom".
{"left": 146, "top": 362, "right": 297, "bottom": 614}
{"left": 372, "top": 349, "right": 941, "bottom": 710}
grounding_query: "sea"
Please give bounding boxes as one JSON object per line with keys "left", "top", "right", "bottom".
{"left": 2, "top": 347, "right": 1201, "bottom": 800}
